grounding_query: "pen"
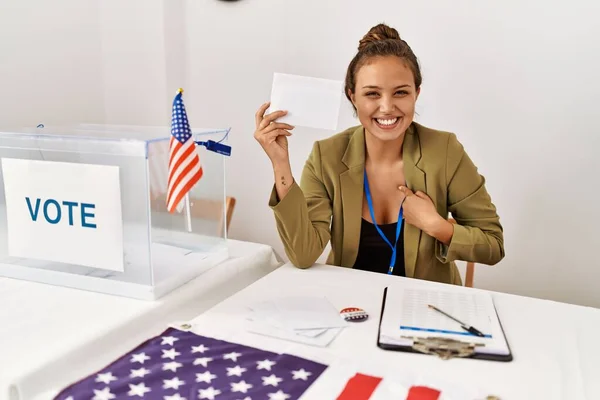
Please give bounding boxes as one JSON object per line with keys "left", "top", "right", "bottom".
{"left": 427, "top": 304, "right": 485, "bottom": 337}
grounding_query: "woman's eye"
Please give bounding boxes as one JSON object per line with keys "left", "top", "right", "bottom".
{"left": 396, "top": 90, "right": 409, "bottom": 96}
{"left": 365, "top": 92, "right": 379, "bottom": 97}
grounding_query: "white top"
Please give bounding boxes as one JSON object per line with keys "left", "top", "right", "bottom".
{"left": 183, "top": 263, "right": 600, "bottom": 400}
{"left": 1, "top": 239, "right": 281, "bottom": 400}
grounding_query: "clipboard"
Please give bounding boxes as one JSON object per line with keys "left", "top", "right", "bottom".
{"left": 376, "top": 287, "right": 513, "bottom": 362}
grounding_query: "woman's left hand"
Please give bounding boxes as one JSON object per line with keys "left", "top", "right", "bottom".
{"left": 399, "top": 186, "right": 452, "bottom": 244}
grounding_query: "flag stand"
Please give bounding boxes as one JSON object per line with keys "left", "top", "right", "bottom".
{"left": 184, "top": 193, "right": 192, "bottom": 232}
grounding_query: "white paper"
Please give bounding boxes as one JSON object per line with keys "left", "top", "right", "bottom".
{"left": 246, "top": 321, "right": 343, "bottom": 347}
{"left": 250, "top": 296, "right": 348, "bottom": 331}
{"left": 1, "top": 158, "right": 124, "bottom": 272}
{"left": 379, "top": 287, "right": 510, "bottom": 355}
{"left": 245, "top": 296, "right": 347, "bottom": 347}
{"left": 269, "top": 72, "right": 343, "bottom": 130}
{"left": 398, "top": 288, "right": 494, "bottom": 336}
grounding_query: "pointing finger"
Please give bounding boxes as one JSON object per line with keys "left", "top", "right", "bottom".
{"left": 398, "top": 186, "right": 414, "bottom": 196}
{"left": 415, "top": 191, "right": 429, "bottom": 200}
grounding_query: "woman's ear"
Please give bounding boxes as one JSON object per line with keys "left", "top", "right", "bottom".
{"left": 348, "top": 89, "right": 356, "bottom": 108}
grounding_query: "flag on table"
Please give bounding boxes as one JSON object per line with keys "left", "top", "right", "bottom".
{"left": 53, "top": 327, "right": 328, "bottom": 400}
{"left": 53, "top": 328, "right": 487, "bottom": 400}
{"left": 336, "top": 373, "right": 446, "bottom": 400}
{"left": 166, "top": 88, "right": 203, "bottom": 213}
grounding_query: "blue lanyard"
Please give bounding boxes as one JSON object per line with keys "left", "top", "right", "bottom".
{"left": 363, "top": 171, "right": 404, "bottom": 275}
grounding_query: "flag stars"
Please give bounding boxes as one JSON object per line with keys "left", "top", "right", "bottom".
{"left": 130, "top": 367, "right": 151, "bottom": 378}
{"left": 164, "top": 394, "right": 186, "bottom": 400}
{"left": 257, "top": 359, "right": 276, "bottom": 371}
{"left": 128, "top": 382, "right": 151, "bottom": 397}
{"left": 230, "top": 380, "right": 253, "bottom": 394}
{"left": 191, "top": 344, "right": 209, "bottom": 354}
{"left": 163, "top": 377, "right": 186, "bottom": 390}
{"left": 195, "top": 371, "right": 217, "bottom": 384}
{"left": 51, "top": 328, "right": 328, "bottom": 400}
{"left": 198, "top": 387, "right": 221, "bottom": 400}
{"left": 291, "top": 369, "right": 312, "bottom": 380}
{"left": 163, "top": 361, "right": 183, "bottom": 372}
{"left": 268, "top": 390, "right": 290, "bottom": 400}
{"left": 95, "top": 372, "right": 117, "bottom": 385}
{"left": 130, "top": 352, "right": 150, "bottom": 364}
{"left": 227, "top": 365, "right": 247, "bottom": 377}
{"left": 92, "top": 387, "right": 115, "bottom": 400}
{"left": 223, "top": 352, "right": 242, "bottom": 362}
{"left": 193, "top": 357, "right": 213, "bottom": 367}
{"left": 262, "top": 374, "right": 283, "bottom": 387}
{"left": 162, "top": 348, "right": 181, "bottom": 360}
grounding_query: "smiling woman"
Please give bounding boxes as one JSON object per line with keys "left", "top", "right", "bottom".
{"left": 253, "top": 23, "right": 505, "bottom": 285}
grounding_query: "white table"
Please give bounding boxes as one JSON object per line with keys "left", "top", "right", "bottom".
{"left": 179, "top": 263, "right": 600, "bottom": 400}
{"left": 0, "top": 239, "right": 281, "bottom": 400}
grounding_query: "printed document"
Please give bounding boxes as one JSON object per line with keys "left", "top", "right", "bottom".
{"left": 379, "top": 287, "right": 510, "bottom": 356}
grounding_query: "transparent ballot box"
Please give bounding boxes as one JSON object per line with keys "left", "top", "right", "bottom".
{"left": 0, "top": 124, "right": 230, "bottom": 300}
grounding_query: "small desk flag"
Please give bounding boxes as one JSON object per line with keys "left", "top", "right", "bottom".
{"left": 166, "top": 88, "right": 203, "bottom": 213}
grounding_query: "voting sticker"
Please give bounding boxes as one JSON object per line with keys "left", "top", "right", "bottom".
{"left": 340, "top": 307, "right": 369, "bottom": 322}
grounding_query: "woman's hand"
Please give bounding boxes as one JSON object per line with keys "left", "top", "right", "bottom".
{"left": 399, "top": 186, "right": 454, "bottom": 245}
{"left": 253, "top": 102, "right": 295, "bottom": 168}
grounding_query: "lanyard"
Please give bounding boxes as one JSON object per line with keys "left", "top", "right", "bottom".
{"left": 363, "top": 171, "right": 404, "bottom": 275}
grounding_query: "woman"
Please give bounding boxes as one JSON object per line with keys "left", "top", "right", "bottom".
{"left": 253, "top": 23, "right": 504, "bottom": 285}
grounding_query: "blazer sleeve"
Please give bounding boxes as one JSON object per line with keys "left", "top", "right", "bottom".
{"left": 436, "top": 133, "right": 505, "bottom": 265}
{"left": 268, "top": 141, "right": 332, "bottom": 268}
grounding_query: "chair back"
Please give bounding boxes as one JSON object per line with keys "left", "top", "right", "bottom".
{"left": 151, "top": 195, "right": 236, "bottom": 237}
{"left": 448, "top": 218, "right": 475, "bottom": 287}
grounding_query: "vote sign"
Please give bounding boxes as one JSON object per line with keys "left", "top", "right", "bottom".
{"left": 1, "top": 158, "right": 124, "bottom": 272}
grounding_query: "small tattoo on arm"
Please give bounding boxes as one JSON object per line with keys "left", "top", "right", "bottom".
{"left": 281, "top": 176, "right": 286, "bottom": 186}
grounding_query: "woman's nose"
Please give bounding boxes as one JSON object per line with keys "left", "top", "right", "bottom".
{"left": 379, "top": 96, "right": 395, "bottom": 113}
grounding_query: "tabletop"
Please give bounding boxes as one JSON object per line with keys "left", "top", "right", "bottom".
{"left": 1, "top": 239, "right": 281, "bottom": 400}
{"left": 181, "top": 263, "right": 600, "bottom": 400}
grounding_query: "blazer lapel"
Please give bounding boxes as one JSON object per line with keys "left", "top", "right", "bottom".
{"left": 403, "top": 124, "right": 426, "bottom": 278}
{"left": 339, "top": 126, "right": 365, "bottom": 267}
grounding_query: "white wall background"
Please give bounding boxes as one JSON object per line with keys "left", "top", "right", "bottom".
{"left": 1, "top": 0, "right": 599, "bottom": 308}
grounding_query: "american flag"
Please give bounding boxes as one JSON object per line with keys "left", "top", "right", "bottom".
{"left": 52, "top": 327, "right": 487, "bottom": 400}
{"left": 53, "top": 328, "right": 328, "bottom": 400}
{"left": 336, "top": 373, "right": 447, "bottom": 400}
{"left": 166, "top": 89, "right": 203, "bottom": 213}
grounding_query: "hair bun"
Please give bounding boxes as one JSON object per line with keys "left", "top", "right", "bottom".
{"left": 358, "top": 23, "right": 401, "bottom": 52}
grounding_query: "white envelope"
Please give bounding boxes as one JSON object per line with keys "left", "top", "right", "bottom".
{"left": 246, "top": 321, "right": 344, "bottom": 347}
{"left": 269, "top": 72, "right": 344, "bottom": 131}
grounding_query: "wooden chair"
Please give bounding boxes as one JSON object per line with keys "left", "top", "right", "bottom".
{"left": 187, "top": 196, "right": 236, "bottom": 237}
{"left": 449, "top": 218, "right": 475, "bottom": 288}
{"left": 151, "top": 195, "right": 236, "bottom": 237}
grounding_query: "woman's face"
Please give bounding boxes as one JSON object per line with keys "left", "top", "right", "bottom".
{"left": 350, "top": 56, "right": 420, "bottom": 142}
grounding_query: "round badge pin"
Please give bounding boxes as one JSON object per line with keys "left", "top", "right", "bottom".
{"left": 340, "top": 307, "right": 369, "bottom": 322}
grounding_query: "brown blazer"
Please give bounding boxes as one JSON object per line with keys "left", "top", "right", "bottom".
{"left": 268, "top": 122, "right": 504, "bottom": 285}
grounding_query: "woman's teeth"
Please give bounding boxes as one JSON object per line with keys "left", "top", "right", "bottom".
{"left": 376, "top": 118, "right": 398, "bottom": 126}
